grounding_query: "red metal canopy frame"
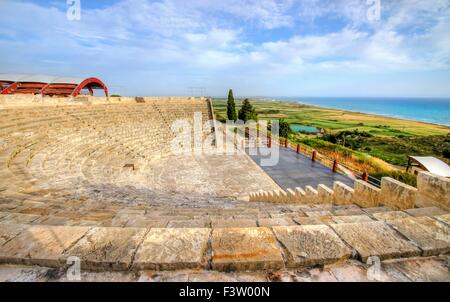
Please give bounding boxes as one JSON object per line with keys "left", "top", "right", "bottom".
{"left": 0, "top": 77, "right": 108, "bottom": 97}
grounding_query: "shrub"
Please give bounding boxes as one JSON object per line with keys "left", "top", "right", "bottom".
{"left": 370, "top": 170, "right": 417, "bottom": 187}
{"left": 443, "top": 148, "right": 450, "bottom": 159}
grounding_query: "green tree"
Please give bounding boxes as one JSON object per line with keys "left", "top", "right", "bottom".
{"left": 279, "top": 119, "right": 292, "bottom": 138}
{"left": 226, "top": 89, "right": 237, "bottom": 121}
{"left": 238, "top": 98, "right": 258, "bottom": 122}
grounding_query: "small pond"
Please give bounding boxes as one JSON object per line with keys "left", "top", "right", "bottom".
{"left": 290, "top": 125, "right": 319, "bottom": 133}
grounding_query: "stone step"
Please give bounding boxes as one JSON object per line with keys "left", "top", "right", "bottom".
{"left": 0, "top": 219, "right": 448, "bottom": 272}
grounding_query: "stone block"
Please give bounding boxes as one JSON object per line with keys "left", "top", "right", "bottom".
{"left": 0, "top": 225, "right": 90, "bottom": 267}
{"left": 353, "top": 180, "right": 380, "bottom": 208}
{"left": 333, "top": 207, "right": 366, "bottom": 216}
{"left": 133, "top": 228, "right": 210, "bottom": 270}
{"left": 272, "top": 225, "right": 351, "bottom": 267}
{"left": 417, "top": 172, "right": 450, "bottom": 210}
{"left": 331, "top": 221, "right": 421, "bottom": 262}
{"left": 434, "top": 214, "right": 450, "bottom": 226}
{"left": 0, "top": 213, "right": 41, "bottom": 224}
{"left": 373, "top": 211, "right": 410, "bottom": 221}
{"left": 305, "top": 210, "right": 333, "bottom": 217}
{"left": 362, "top": 206, "right": 391, "bottom": 215}
{"left": 332, "top": 215, "right": 374, "bottom": 224}
{"left": 211, "top": 219, "right": 257, "bottom": 228}
{"left": 211, "top": 227, "right": 283, "bottom": 271}
{"left": 0, "top": 223, "right": 28, "bottom": 246}
{"left": 317, "top": 184, "right": 334, "bottom": 204}
{"left": 382, "top": 257, "right": 450, "bottom": 282}
{"left": 257, "top": 218, "right": 295, "bottom": 227}
{"left": 304, "top": 186, "right": 319, "bottom": 204}
{"left": 380, "top": 177, "right": 417, "bottom": 210}
{"left": 64, "top": 227, "right": 147, "bottom": 270}
{"left": 286, "top": 189, "right": 297, "bottom": 202}
{"left": 294, "top": 187, "right": 306, "bottom": 203}
{"left": 387, "top": 217, "right": 450, "bottom": 256}
{"left": 293, "top": 216, "right": 334, "bottom": 225}
{"left": 405, "top": 207, "right": 447, "bottom": 217}
{"left": 167, "top": 219, "right": 211, "bottom": 228}
{"left": 333, "top": 181, "right": 354, "bottom": 205}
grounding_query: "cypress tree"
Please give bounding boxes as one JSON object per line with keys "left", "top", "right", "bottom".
{"left": 226, "top": 89, "right": 237, "bottom": 121}
{"left": 238, "top": 98, "right": 258, "bottom": 122}
{"left": 279, "top": 119, "right": 292, "bottom": 138}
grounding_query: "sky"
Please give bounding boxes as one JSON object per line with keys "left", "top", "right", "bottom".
{"left": 0, "top": 0, "right": 449, "bottom": 97}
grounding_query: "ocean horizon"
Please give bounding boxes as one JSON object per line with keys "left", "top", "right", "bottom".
{"left": 259, "top": 97, "right": 450, "bottom": 127}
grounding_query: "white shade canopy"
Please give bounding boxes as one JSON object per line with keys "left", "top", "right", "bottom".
{"left": 409, "top": 156, "right": 450, "bottom": 178}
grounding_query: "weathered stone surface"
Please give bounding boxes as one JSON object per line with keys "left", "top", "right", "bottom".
{"left": 373, "top": 211, "right": 410, "bottom": 221}
{"left": 382, "top": 257, "right": 450, "bottom": 282}
{"left": 211, "top": 219, "right": 257, "bottom": 228}
{"left": 272, "top": 225, "right": 351, "bottom": 267}
{"left": 380, "top": 177, "right": 417, "bottom": 210}
{"left": 0, "top": 225, "right": 90, "bottom": 267}
{"left": 331, "top": 221, "right": 421, "bottom": 262}
{"left": 362, "top": 206, "right": 391, "bottom": 215}
{"left": 257, "top": 218, "right": 295, "bottom": 227}
{"left": 416, "top": 172, "right": 450, "bottom": 210}
{"left": 64, "top": 227, "right": 147, "bottom": 270}
{"left": 211, "top": 227, "right": 283, "bottom": 271}
{"left": 124, "top": 216, "right": 168, "bottom": 228}
{"left": 405, "top": 207, "right": 447, "bottom": 217}
{"left": 0, "top": 213, "right": 41, "bottom": 224}
{"left": 328, "top": 261, "right": 374, "bottom": 282}
{"left": 387, "top": 217, "right": 450, "bottom": 256}
{"left": 293, "top": 267, "right": 338, "bottom": 282}
{"left": 304, "top": 186, "right": 318, "bottom": 204}
{"left": 333, "top": 182, "right": 354, "bottom": 205}
{"left": 434, "top": 214, "right": 450, "bottom": 226}
{"left": 0, "top": 212, "right": 9, "bottom": 221}
{"left": 294, "top": 216, "right": 334, "bottom": 225}
{"left": 0, "top": 264, "right": 54, "bottom": 282}
{"left": 331, "top": 215, "right": 374, "bottom": 224}
{"left": 133, "top": 228, "right": 210, "bottom": 270}
{"left": 317, "top": 184, "right": 334, "bottom": 204}
{"left": 34, "top": 216, "right": 72, "bottom": 226}
{"left": 353, "top": 180, "right": 380, "bottom": 208}
{"left": 333, "top": 208, "right": 366, "bottom": 216}
{"left": 305, "top": 210, "right": 333, "bottom": 217}
{"left": 0, "top": 223, "right": 28, "bottom": 246}
{"left": 167, "top": 219, "right": 211, "bottom": 228}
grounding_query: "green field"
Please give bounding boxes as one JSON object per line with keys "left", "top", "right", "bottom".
{"left": 213, "top": 99, "right": 450, "bottom": 170}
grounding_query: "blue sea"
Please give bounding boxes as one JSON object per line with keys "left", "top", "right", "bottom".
{"left": 271, "top": 97, "right": 450, "bottom": 127}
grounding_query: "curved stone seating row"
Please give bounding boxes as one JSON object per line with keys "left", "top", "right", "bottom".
{"left": 249, "top": 172, "right": 449, "bottom": 211}
{"left": 0, "top": 208, "right": 448, "bottom": 271}
{"left": 0, "top": 99, "right": 213, "bottom": 198}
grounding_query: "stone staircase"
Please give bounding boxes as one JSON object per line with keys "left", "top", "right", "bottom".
{"left": 249, "top": 172, "right": 450, "bottom": 211}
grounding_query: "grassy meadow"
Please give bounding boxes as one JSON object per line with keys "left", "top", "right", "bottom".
{"left": 212, "top": 99, "right": 450, "bottom": 184}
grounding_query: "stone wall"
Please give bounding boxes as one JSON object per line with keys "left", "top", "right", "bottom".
{"left": 249, "top": 172, "right": 449, "bottom": 211}
{"left": 0, "top": 95, "right": 207, "bottom": 109}
{"left": 353, "top": 180, "right": 380, "bottom": 208}
{"left": 380, "top": 177, "right": 417, "bottom": 210}
{"left": 417, "top": 172, "right": 450, "bottom": 210}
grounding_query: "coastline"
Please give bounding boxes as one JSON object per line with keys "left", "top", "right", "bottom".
{"left": 257, "top": 98, "right": 450, "bottom": 129}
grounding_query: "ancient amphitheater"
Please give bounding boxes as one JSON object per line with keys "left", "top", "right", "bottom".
{"left": 0, "top": 95, "right": 449, "bottom": 282}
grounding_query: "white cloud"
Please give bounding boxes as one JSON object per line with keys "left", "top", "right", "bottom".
{"left": 0, "top": 0, "right": 449, "bottom": 96}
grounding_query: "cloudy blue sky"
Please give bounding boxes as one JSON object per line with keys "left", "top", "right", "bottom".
{"left": 0, "top": 0, "right": 449, "bottom": 97}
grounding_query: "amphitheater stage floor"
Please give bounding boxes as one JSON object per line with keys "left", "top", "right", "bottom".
{"left": 247, "top": 147, "right": 354, "bottom": 189}
{"left": 143, "top": 150, "right": 281, "bottom": 197}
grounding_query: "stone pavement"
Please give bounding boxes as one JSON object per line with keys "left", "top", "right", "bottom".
{"left": 247, "top": 146, "right": 354, "bottom": 189}
{"left": 0, "top": 256, "right": 448, "bottom": 282}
